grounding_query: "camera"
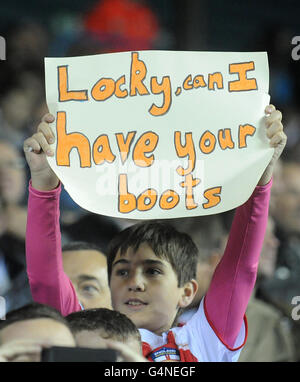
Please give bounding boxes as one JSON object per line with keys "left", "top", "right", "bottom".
{"left": 41, "top": 346, "right": 118, "bottom": 362}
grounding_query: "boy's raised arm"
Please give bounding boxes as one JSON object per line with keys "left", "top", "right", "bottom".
{"left": 204, "top": 179, "right": 272, "bottom": 349}
{"left": 204, "top": 105, "right": 286, "bottom": 349}
{"left": 24, "top": 114, "right": 81, "bottom": 316}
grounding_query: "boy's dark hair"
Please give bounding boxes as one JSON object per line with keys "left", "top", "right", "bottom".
{"left": 0, "top": 303, "right": 69, "bottom": 333}
{"left": 66, "top": 308, "right": 141, "bottom": 343}
{"left": 107, "top": 221, "right": 199, "bottom": 286}
{"left": 62, "top": 241, "right": 106, "bottom": 256}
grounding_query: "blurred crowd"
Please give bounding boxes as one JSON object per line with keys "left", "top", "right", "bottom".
{"left": 0, "top": 0, "right": 299, "bottom": 363}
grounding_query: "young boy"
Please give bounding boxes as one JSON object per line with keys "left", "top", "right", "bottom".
{"left": 24, "top": 105, "right": 286, "bottom": 361}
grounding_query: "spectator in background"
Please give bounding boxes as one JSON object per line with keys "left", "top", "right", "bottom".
{"left": 270, "top": 161, "right": 300, "bottom": 239}
{"left": 61, "top": 242, "right": 112, "bottom": 310}
{"left": 0, "top": 303, "right": 75, "bottom": 362}
{"left": 0, "top": 140, "right": 32, "bottom": 312}
{"left": 62, "top": 216, "right": 121, "bottom": 254}
{"left": 0, "top": 87, "right": 35, "bottom": 147}
{"left": 279, "top": 106, "right": 300, "bottom": 160}
{"left": 4, "top": 21, "right": 48, "bottom": 73}
{"left": 263, "top": 162, "right": 300, "bottom": 304}
{"left": 0, "top": 21, "right": 48, "bottom": 148}
{"left": 83, "top": 0, "right": 160, "bottom": 52}
{"left": 66, "top": 308, "right": 146, "bottom": 361}
{"left": 253, "top": 26, "right": 297, "bottom": 112}
{"left": 238, "top": 216, "right": 296, "bottom": 362}
{"left": 259, "top": 160, "right": 300, "bottom": 361}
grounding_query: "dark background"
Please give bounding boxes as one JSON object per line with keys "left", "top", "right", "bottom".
{"left": 1, "top": 0, "right": 299, "bottom": 112}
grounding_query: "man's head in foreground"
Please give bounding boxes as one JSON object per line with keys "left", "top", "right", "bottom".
{"left": 62, "top": 242, "right": 112, "bottom": 310}
{"left": 107, "top": 221, "right": 199, "bottom": 335}
{"left": 0, "top": 303, "right": 75, "bottom": 361}
{"left": 66, "top": 308, "right": 142, "bottom": 355}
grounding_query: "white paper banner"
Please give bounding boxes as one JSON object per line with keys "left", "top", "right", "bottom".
{"left": 45, "top": 50, "right": 273, "bottom": 219}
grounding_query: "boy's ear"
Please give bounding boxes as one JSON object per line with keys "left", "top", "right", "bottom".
{"left": 178, "top": 279, "right": 198, "bottom": 309}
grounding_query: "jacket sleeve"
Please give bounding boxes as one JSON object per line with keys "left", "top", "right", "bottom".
{"left": 204, "top": 178, "right": 273, "bottom": 349}
{"left": 26, "top": 181, "right": 81, "bottom": 316}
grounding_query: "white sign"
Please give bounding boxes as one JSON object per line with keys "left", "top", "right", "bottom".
{"left": 45, "top": 50, "right": 272, "bottom": 219}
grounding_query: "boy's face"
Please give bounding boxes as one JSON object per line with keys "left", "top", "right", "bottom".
{"left": 110, "top": 243, "right": 188, "bottom": 335}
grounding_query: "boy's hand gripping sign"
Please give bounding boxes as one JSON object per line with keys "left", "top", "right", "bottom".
{"left": 45, "top": 50, "right": 272, "bottom": 219}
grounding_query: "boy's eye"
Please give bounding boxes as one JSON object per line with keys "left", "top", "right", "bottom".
{"left": 116, "top": 269, "right": 129, "bottom": 277}
{"left": 146, "top": 268, "right": 161, "bottom": 276}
